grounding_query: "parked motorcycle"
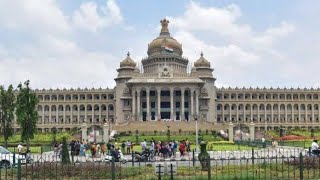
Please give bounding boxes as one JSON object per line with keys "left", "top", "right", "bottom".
{"left": 134, "top": 149, "right": 151, "bottom": 162}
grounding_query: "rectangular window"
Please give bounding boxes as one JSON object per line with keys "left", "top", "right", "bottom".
{"left": 184, "top": 102, "right": 189, "bottom": 108}
{"left": 142, "top": 102, "right": 146, "bottom": 108}
{"left": 161, "top": 102, "right": 170, "bottom": 108}
{"left": 151, "top": 102, "right": 155, "bottom": 108}
{"left": 175, "top": 91, "right": 181, "bottom": 96}
{"left": 150, "top": 91, "right": 156, "bottom": 96}
{"left": 142, "top": 91, "right": 146, "bottom": 97}
{"left": 176, "top": 102, "right": 180, "bottom": 108}
{"left": 161, "top": 91, "right": 170, "bottom": 96}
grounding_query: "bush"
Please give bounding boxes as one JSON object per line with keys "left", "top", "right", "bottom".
{"left": 61, "top": 137, "right": 70, "bottom": 164}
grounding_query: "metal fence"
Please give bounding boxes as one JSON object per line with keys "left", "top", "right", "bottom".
{"left": 2, "top": 147, "right": 320, "bottom": 179}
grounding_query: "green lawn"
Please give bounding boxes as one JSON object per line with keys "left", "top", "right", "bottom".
{"left": 7, "top": 146, "right": 43, "bottom": 154}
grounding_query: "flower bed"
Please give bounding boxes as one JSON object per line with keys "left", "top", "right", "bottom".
{"left": 277, "top": 135, "right": 308, "bottom": 141}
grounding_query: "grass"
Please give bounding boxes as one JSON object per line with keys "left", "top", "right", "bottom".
{"left": 7, "top": 146, "right": 43, "bottom": 154}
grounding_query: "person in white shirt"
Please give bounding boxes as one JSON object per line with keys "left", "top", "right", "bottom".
{"left": 141, "top": 139, "right": 147, "bottom": 151}
{"left": 17, "top": 143, "right": 23, "bottom": 154}
{"left": 311, "top": 139, "right": 320, "bottom": 156}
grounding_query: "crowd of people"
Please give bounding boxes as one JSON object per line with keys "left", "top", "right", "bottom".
{"left": 122, "top": 138, "right": 192, "bottom": 159}
{"left": 52, "top": 137, "right": 193, "bottom": 160}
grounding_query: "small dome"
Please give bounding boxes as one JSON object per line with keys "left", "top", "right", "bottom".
{"left": 120, "top": 52, "right": 136, "bottom": 67}
{"left": 147, "top": 18, "right": 182, "bottom": 56}
{"left": 194, "top": 52, "right": 210, "bottom": 67}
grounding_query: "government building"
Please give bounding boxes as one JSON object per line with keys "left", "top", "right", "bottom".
{"left": 14, "top": 19, "right": 320, "bottom": 134}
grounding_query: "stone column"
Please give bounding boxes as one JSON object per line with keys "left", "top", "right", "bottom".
{"left": 42, "top": 108, "right": 45, "bottom": 125}
{"left": 132, "top": 90, "right": 136, "bottom": 121}
{"left": 146, "top": 88, "right": 150, "bottom": 121}
{"left": 81, "top": 123, "right": 87, "bottom": 141}
{"left": 103, "top": 123, "right": 109, "bottom": 143}
{"left": 78, "top": 105, "right": 81, "bottom": 124}
{"left": 195, "top": 89, "right": 199, "bottom": 116}
{"left": 181, "top": 88, "right": 185, "bottom": 120}
{"left": 298, "top": 105, "right": 301, "bottom": 124}
{"left": 85, "top": 105, "right": 87, "bottom": 123}
{"left": 70, "top": 105, "right": 73, "bottom": 124}
{"left": 99, "top": 105, "right": 102, "bottom": 124}
{"left": 63, "top": 105, "right": 66, "bottom": 125}
{"left": 157, "top": 88, "right": 161, "bottom": 120}
{"left": 190, "top": 89, "right": 194, "bottom": 120}
{"left": 56, "top": 108, "right": 58, "bottom": 124}
{"left": 137, "top": 90, "right": 141, "bottom": 121}
{"left": 106, "top": 104, "right": 109, "bottom": 122}
{"left": 170, "top": 88, "right": 174, "bottom": 120}
{"left": 228, "top": 122, "right": 234, "bottom": 142}
{"left": 249, "top": 122, "right": 255, "bottom": 141}
{"left": 91, "top": 106, "right": 94, "bottom": 125}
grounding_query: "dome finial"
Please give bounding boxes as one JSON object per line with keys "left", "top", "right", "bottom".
{"left": 200, "top": 51, "right": 204, "bottom": 57}
{"left": 127, "top": 52, "right": 130, "bottom": 57}
{"left": 160, "top": 18, "right": 170, "bottom": 34}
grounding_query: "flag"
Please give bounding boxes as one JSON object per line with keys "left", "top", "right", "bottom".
{"left": 164, "top": 46, "right": 173, "bottom": 53}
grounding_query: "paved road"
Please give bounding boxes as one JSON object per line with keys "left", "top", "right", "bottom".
{"left": 26, "top": 146, "right": 305, "bottom": 168}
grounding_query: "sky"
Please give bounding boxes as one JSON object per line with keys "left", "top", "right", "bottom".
{"left": 0, "top": 0, "right": 320, "bottom": 89}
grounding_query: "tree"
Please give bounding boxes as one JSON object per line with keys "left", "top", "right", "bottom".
{"left": 0, "top": 85, "right": 15, "bottom": 148}
{"left": 16, "top": 80, "right": 39, "bottom": 149}
{"left": 61, "top": 137, "right": 70, "bottom": 164}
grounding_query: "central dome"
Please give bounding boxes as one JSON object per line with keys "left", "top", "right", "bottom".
{"left": 147, "top": 19, "right": 183, "bottom": 56}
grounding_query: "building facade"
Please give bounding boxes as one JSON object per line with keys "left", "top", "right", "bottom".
{"left": 13, "top": 19, "right": 320, "bottom": 132}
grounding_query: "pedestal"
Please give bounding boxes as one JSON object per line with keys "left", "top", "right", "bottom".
{"left": 103, "top": 123, "right": 110, "bottom": 143}
{"left": 81, "top": 123, "right": 87, "bottom": 141}
{"left": 228, "top": 122, "right": 234, "bottom": 142}
{"left": 249, "top": 122, "right": 255, "bottom": 141}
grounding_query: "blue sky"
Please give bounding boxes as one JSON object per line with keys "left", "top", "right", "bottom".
{"left": 0, "top": 0, "right": 319, "bottom": 89}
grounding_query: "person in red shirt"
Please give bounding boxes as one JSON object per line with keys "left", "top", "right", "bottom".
{"left": 179, "top": 140, "right": 186, "bottom": 157}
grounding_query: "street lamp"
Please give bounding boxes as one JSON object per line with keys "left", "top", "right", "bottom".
{"left": 194, "top": 114, "right": 199, "bottom": 152}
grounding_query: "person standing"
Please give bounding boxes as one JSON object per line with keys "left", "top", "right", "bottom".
{"left": 69, "top": 140, "right": 76, "bottom": 163}
{"left": 141, "top": 139, "right": 147, "bottom": 151}
{"left": 17, "top": 143, "right": 23, "bottom": 155}
{"left": 126, "top": 141, "right": 131, "bottom": 154}
{"left": 121, "top": 141, "right": 126, "bottom": 154}
{"left": 312, "top": 139, "right": 320, "bottom": 155}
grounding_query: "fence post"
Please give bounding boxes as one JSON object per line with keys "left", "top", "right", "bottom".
{"left": 208, "top": 156, "right": 211, "bottom": 180}
{"left": 17, "top": 159, "right": 21, "bottom": 180}
{"left": 299, "top": 152, "right": 303, "bottom": 180}
{"left": 157, "top": 164, "right": 162, "bottom": 180}
{"left": 192, "top": 149, "right": 195, "bottom": 167}
{"left": 111, "top": 157, "right": 116, "bottom": 180}
{"left": 132, "top": 151, "right": 134, "bottom": 167}
{"left": 170, "top": 163, "right": 174, "bottom": 180}
{"left": 251, "top": 148, "right": 255, "bottom": 165}
{"left": 13, "top": 152, "right": 16, "bottom": 165}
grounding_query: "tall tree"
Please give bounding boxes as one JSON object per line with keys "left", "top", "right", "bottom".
{"left": 16, "top": 80, "right": 38, "bottom": 149}
{"left": 0, "top": 85, "right": 15, "bottom": 148}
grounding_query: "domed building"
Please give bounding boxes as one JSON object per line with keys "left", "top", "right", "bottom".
{"left": 16, "top": 18, "right": 320, "bottom": 140}
{"left": 115, "top": 18, "right": 216, "bottom": 122}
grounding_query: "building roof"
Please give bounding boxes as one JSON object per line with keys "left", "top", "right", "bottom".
{"left": 120, "top": 52, "right": 136, "bottom": 68}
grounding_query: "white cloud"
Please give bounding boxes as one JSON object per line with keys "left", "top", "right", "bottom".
{"left": 0, "top": 0, "right": 71, "bottom": 34}
{"left": 169, "top": 2, "right": 294, "bottom": 48}
{"left": 0, "top": 0, "right": 125, "bottom": 88}
{"left": 163, "top": 2, "right": 299, "bottom": 87}
{"left": 0, "top": 38, "right": 117, "bottom": 89}
{"left": 72, "top": 0, "right": 123, "bottom": 32}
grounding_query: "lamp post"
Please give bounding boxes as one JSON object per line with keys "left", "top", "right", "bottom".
{"left": 194, "top": 115, "right": 199, "bottom": 152}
